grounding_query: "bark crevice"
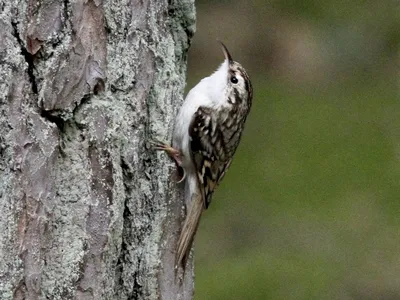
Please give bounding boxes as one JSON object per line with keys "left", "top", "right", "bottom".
{"left": 117, "top": 156, "right": 146, "bottom": 299}
{"left": 11, "top": 21, "right": 38, "bottom": 94}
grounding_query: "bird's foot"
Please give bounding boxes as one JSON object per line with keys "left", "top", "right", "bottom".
{"left": 150, "top": 140, "right": 182, "bottom": 165}
{"left": 150, "top": 139, "right": 185, "bottom": 183}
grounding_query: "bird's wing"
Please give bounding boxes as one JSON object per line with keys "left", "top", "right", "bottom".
{"left": 189, "top": 106, "right": 233, "bottom": 208}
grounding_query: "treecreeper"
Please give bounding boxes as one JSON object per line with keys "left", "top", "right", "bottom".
{"left": 154, "top": 41, "right": 253, "bottom": 270}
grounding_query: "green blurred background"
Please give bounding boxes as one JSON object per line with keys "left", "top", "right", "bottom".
{"left": 186, "top": 1, "right": 400, "bottom": 299}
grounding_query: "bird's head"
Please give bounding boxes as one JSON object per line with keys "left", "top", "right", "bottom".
{"left": 218, "top": 41, "right": 253, "bottom": 108}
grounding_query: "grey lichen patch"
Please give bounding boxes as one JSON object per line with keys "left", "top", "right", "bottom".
{"left": 167, "top": 0, "right": 196, "bottom": 59}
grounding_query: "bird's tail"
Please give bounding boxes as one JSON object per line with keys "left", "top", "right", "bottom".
{"left": 175, "top": 182, "right": 204, "bottom": 269}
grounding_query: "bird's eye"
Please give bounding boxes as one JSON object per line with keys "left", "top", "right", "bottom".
{"left": 230, "top": 76, "right": 238, "bottom": 84}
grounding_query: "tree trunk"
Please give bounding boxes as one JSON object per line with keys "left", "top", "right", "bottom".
{"left": 0, "top": 1, "right": 196, "bottom": 299}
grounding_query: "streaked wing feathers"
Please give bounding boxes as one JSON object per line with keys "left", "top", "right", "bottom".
{"left": 189, "top": 106, "right": 232, "bottom": 208}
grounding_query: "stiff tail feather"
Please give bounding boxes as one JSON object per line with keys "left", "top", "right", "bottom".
{"left": 175, "top": 189, "right": 204, "bottom": 269}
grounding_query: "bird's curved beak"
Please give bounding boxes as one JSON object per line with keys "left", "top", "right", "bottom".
{"left": 218, "top": 41, "right": 233, "bottom": 63}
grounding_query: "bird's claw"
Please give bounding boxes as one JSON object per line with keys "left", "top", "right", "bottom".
{"left": 148, "top": 139, "right": 168, "bottom": 150}
{"left": 176, "top": 167, "right": 186, "bottom": 183}
{"left": 149, "top": 139, "right": 183, "bottom": 170}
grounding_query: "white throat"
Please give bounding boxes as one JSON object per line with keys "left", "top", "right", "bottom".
{"left": 201, "top": 59, "right": 229, "bottom": 106}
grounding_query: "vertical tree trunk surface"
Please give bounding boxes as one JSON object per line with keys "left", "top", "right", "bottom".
{"left": 0, "top": 1, "right": 196, "bottom": 299}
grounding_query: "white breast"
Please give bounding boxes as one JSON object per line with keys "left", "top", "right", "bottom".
{"left": 172, "top": 60, "right": 229, "bottom": 171}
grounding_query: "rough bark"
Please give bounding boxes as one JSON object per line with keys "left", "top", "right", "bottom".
{"left": 0, "top": 0, "right": 196, "bottom": 299}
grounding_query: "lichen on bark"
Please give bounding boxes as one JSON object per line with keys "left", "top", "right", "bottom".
{"left": 0, "top": 0, "right": 196, "bottom": 299}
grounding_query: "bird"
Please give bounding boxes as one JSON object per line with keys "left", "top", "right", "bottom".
{"left": 153, "top": 41, "right": 253, "bottom": 270}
